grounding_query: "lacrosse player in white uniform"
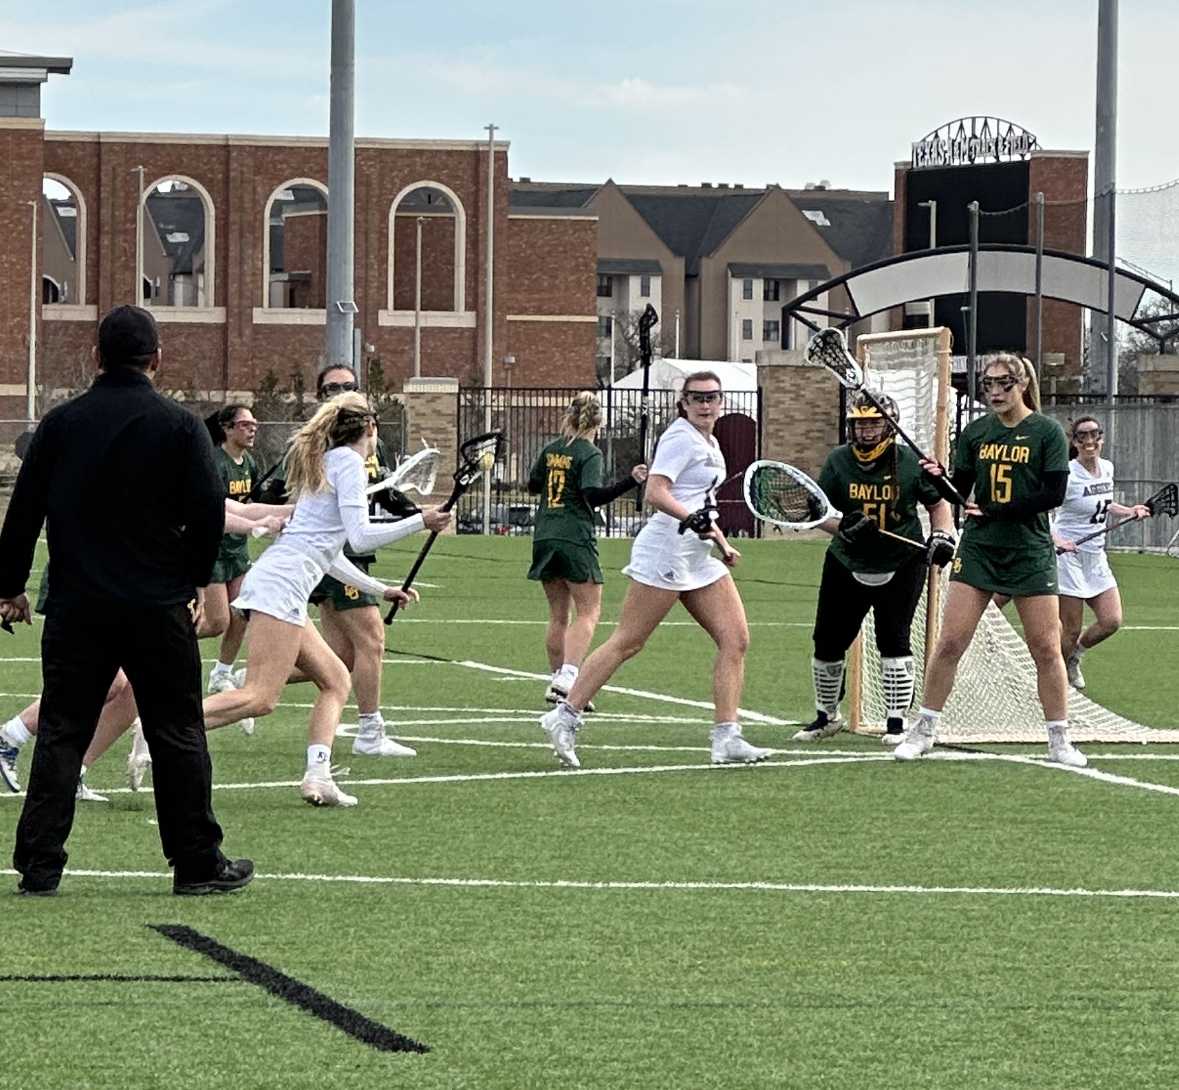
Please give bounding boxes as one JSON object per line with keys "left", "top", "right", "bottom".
{"left": 201, "top": 393, "right": 450, "bottom": 807}
{"left": 539, "top": 371, "right": 770, "bottom": 769}
{"left": 1053, "top": 415, "right": 1151, "bottom": 689}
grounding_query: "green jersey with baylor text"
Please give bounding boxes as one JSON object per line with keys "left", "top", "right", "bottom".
{"left": 529, "top": 437, "right": 603, "bottom": 547}
{"left": 955, "top": 411, "right": 1068, "bottom": 550}
{"left": 215, "top": 446, "right": 257, "bottom": 565}
{"left": 819, "top": 444, "right": 941, "bottom": 573}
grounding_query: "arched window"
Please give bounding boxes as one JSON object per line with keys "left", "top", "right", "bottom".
{"left": 261, "top": 179, "right": 329, "bottom": 309}
{"left": 387, "top": 181, "right": 466, "bottom": 313}
{"left": 138, "top": 175, "right": 215, "bottom": 308}
{"left": 41, "top": 174, "right": 85, "bottom": 306}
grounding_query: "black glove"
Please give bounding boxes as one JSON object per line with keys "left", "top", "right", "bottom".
{"left": 678, "top": 502, "right": 718, "bottom": 539}
{"left": 926, "top": 529, "right": 957, "bottom": 568}
{"left": 837, "top": 510, "right": 877, "bottom": 547}
{"left": 375, "top": 486, "right": 421, "bottom": 519}
{"left": 254, "top": 477, "right": 289, "bottom": 505}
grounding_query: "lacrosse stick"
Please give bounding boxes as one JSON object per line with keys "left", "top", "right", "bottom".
{"left": 365, "top": 445, "right": 440, "bottom": 499}
{"left": 805, "top": 328, "right": 968, "bottom": 506}
{"left": 742, "top": 460, "right": 925, "bottom": 552}
{"left": 1061, "top": 481, "right": 1178, "bottom": 551}
{"left": 385, "top": 431, "right": 504, "bottom": 623}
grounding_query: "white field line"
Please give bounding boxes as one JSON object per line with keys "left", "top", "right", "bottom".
{"left": 453, "top": 659, "right": 788, "bottom": 726}
{"left": 984, "top": 751, "right": 1179, "bottom": 797}
{"left": 7, "top": 866, "right": 1179, "bottom": 902}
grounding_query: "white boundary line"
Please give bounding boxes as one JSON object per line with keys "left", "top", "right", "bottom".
{"left": 7, "top": 866, "right": 1179, "bottom": 901}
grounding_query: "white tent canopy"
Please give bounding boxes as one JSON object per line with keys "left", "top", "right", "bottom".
{"left": 610, "top": 358, "right": 757, "bottom": 394}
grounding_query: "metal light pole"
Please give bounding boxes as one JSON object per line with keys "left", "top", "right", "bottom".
{"left": 966, "top": 201, "right": 980, "bottom": 418}
{"left": 413, "top": 215, "right": 424, "bottom": 378}
{"left": 1094, "top": 0, "right": 1119, "bottom": 395}
{"left": 1034, "top": 191, "right": 1045, "bottom": 367}
{"left": 918, "top": 199, "right": 937, "bottom": 326}
{"left": 481, "top": 122, "right": 497, "bottom": 534}
{"left": 26, "top": 200, "right": 37, "bottom": 422}
{"left": 326, "top": 0, "right": 356, "bottom": 369}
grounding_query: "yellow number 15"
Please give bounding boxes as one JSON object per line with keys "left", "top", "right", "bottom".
{"left": 989, "top": 462, "right": 1012, "bottom": 504}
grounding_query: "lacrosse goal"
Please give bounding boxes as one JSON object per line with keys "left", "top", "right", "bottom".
{"left": 847, "top": 328, "right": 1177, "bottom": 743}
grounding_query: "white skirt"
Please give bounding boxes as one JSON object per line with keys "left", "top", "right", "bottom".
{"left": 1056, "top": 548, "right": 1117, "bottom": 600}
{"left": 231, "top": 546, "right": 323, "bottom": 627}
{"left": 622, "top": 520, "right": 730, "bottom": 592}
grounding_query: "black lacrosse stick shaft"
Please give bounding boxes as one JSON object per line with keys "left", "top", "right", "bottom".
{"left": 635, "top": 304, "right": 659, "bottom": 511}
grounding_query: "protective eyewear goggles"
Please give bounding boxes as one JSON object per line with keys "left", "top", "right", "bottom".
{"left": 1073, "top": 427, "right": 1104, "bottom": 440}
{"left": 980, "top": 375, "right": 1019, "bottom": 393}
{"left": 684, "top": 391, "right": 723, "bottom": 405}
{"left": 320, "top": 380, "right": 359, "bottom": 397}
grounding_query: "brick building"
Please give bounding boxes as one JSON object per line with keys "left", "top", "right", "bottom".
{"left": 0, "top": 51, "right": 599, "bottom": 420}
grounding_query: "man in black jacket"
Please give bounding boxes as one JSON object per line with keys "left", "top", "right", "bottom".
{"left": 0, "top": 305, "right": 252, "bottom": 896}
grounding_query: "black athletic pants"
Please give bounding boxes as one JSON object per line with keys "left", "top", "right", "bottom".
{"left": 13, "top": 600, "right": 225, "bottom": 890}
{"left": 812, "top": 551, "right": 927, "bottom": 662}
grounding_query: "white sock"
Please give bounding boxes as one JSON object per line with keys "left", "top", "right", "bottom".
{"left": 211, "top": 661, "right": 233, "bottom": 677}
{"left": 80, "top": 764, "right": 89, "bottom": 777}
{"left": 2, "top": 716, "right": 32, "bottom": 748}
{"left": 358, "top": 712, "right": 383, "bottom": 734}
{"left": 558, "top": 663, "right": 579, "bottom": 681}
{"left": 711, "top": 721, "right": 739, "bottom": 737}
{"left": 556, "top": 701, "right": 581, "bottom": 724}
{"left": 306, "top": 744, "right": 331, "bottom": 770}
{"left": 916, "top": 706, "right": 942, "bottom": 725}
{"left": 1070, "top": 644, "right": 1086, "bottom": 660}
{"left": 1046, "top": 719, "right": 1069, "bottom": 734}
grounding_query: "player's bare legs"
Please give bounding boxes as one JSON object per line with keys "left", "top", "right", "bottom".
{"left": 680, "top": 576, "right": 750, "bottom": 724}
{"left": 197, "top": 583, "right": 231, "bottom": 640}
{"left": 1013, "top": 594, "right": 1068, "bottom": 722}
{"left": 921, "top": 582, "right": 991, "bottom": 711}
{"left": 1078, "top": 586, "right": 1124, "bottom": 650}
{"left": 541, "top": 580, "right": 573, "bottom": 672}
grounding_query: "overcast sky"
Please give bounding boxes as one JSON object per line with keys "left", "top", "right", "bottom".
{"left": 4, "top": 0, "right": 1178, "bottom": 195}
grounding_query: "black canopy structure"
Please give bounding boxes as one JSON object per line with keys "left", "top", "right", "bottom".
{"left": 781, "top": 244, "right": 1179, "bottom": 349}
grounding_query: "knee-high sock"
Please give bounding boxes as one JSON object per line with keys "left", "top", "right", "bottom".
{"left": 881, "top": 656, "right": 915, "bottom": 720}
{"left": 812, "top": 658, "right": 845, "bottom": 717}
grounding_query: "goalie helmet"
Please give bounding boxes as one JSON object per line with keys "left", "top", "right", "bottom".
{"left": 846, "top": 391, "right": 898, "bottom": 465}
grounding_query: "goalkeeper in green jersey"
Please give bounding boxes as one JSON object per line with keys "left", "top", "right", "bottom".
{"left": 899, "top": 354, "right": 1085, "bottom": 767}
{"left": 796, "top": 391, "right": 955, "bottom": 745}
{"left": 527, "top": 391, "right": 647, "bottom": 707}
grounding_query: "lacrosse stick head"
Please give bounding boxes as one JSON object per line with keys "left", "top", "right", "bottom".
{"left": 455, "top": 431, "right": 504, "bottom": 488}
{"left": 389, "top": 446, "right": 440, "bottom": 497}
{"left": 1148, "top": 482, "right": 1179, "bottom": 518}
{"left": 743, "top": 460, "right": 830, "bottom": 529}
{"left": 806, "top": 327, "right": 864, "bottom": 391}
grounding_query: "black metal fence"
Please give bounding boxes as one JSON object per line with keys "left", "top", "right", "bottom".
{"left": 454, "top": 387, "right": 761, "bottom": 537}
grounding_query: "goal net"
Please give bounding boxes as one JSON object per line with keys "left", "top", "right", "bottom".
{"left": 848, "top": 329, "right": 1177, "bottom": 743}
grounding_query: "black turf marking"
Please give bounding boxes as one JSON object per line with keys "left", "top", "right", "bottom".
{"left": 150, "top": 924, "right": 429, "bottom": 1054}
{"left": 0, "top": 974, "right": 237, "bottom": 984}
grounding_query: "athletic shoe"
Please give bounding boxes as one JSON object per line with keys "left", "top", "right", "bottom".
{"left": 1047, "top": 725, "right": 1088, "bottom": 768}
{"left": 206, "top": 669, "right": 238, "bottom": 695}
{"left": 0, "top": 740, "right": 20, "bottom": 793}
{"left": 791, "top": 711, "right": 842, "bottom": 743}
{"left": 353, "top": 729, "right": 417, "bottom": 758}
{"left": 881, "top": 717, "right": 906, "bottom": 747}
{"left": 1065, "top": 652, "right": 1086, "bottom": 690}
{"left": 544, "top": 684, "right": 594, "bottom": 713}
{"left": 173, "top": 858, "right": 255, "bottom": 896}
{"left": 239, "top": 716, "right": 256, "bottom": 737}
{"left": 710, "top": 725, "right": 771, "bottom": 765}
{"left": 301, "top": 767, "right": 359, "bottom": 808}
{"left": 231, "top": 667, "right": 248, "bottom": 688}
{"left": 75, "top": 779, "right": 109, "bottom": 803}
{"left": 17, "top": 880, "right": 58, "bottom": 897}
{"left": 894, "top": 716, "right": 937, "bottom": 761}
{"left": 539, "top": 706, "right": 580, "bottom": 768}
{"left": 127, "top": 721, "right": 152, "bottom": 792}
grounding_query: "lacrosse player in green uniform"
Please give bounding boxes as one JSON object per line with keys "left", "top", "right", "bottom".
{"left": 528, "top": 391, "right": 647, "bottom": 706}
{"left": 205, "top": 405, "right": 259, "bottom": 698}
{"left": 898, "top": 354, "right": 1084, "bottom": 766}
{"left": 795, "top": 392, "right": 955, "bottom": 745}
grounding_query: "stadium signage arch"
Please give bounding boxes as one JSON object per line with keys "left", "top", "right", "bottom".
{"left": 912, "top": 118, "right": 1039, "bottom": 170}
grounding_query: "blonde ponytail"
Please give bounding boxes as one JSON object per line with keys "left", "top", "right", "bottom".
{"left": 560, "top": 391, "right": 602, "bottom": 443}
{"left": 285, "top": 391, "right": 375, "bottom": 498}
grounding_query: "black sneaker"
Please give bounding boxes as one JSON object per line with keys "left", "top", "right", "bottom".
{"left": 791, "top": 711, "right": 843, "bottom": 743}
{"left": 882, "top": 716, "right": 906, "bottom": 747}
{"left": 17, "top": 880, "right": 58, "bottom": 897}
{"left": 173, "top": 858, "right": 255, "bottom": 896}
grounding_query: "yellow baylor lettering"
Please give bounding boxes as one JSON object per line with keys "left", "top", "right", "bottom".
{"left": 978, "top": 443, "right": 1030, "bottom": 464}
{"left": 228, "top": 479, "right": 252, "bottom": 495}
{"left": 848, "top": 483, "right": 896, "bottom": 502}
{"left": 545, "top": 453, "right": 573, "bottom": 470}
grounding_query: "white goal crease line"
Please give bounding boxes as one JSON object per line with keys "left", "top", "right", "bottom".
{"left": 7, "top": 867, "right": 1179, "bottom": 902}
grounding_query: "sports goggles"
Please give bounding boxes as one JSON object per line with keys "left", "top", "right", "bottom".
{"left": 1073, "top": 427, "right": 1104, "bottom": 440}
{"left": 320, "top": 380, "right": 359, "bottom": 396}
{"left": 684, "top": 391, "right": 723, "bottom": 404}
{"left": 980, "top": 375, "right": 1018, "bottom": 393}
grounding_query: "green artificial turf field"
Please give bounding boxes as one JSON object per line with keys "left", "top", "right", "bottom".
{"left": 2, "top": 536, "right": 1177, "bottom": 1089}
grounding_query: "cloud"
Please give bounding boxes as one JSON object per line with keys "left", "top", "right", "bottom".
{"left": 589, "top": 76, "right": 745, "bottom": 110}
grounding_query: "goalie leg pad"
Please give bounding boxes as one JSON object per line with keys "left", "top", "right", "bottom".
{"left": 881, "top": 656, "right": 915, "bottom": 719}
{"left": 812, "top": 658, "right": 845, "bottom": 717}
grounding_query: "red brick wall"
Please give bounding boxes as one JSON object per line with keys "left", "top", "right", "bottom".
{"left": 282, "top": 211, "right": 327, "bottom": 308}
{"left": 0, "top": 125, "right": 45, "bottom": 392}
{"left": 503, "top": 321, "right": 596, "bottom": 386}
{"left": 503, "top": 216, "right": 596, "bottom": 316}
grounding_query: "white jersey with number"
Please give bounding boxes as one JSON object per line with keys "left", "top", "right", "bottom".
{"left": 1054, "top": 458, "right": 1115, "bottom": 554}
{"left": 622, "top": 417, "right": 729, "bottom": 592}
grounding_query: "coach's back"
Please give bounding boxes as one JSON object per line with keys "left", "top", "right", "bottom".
{"left": 0, "top": 306, "right": 223, "bottom": 612}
